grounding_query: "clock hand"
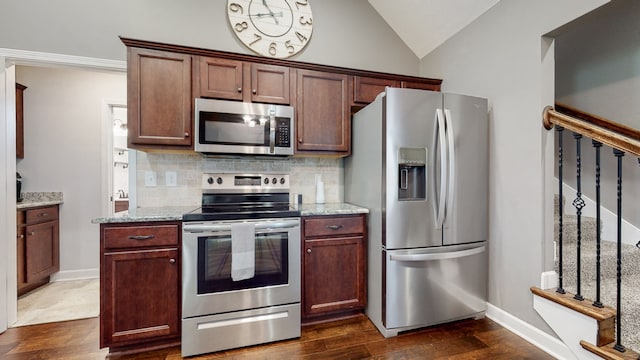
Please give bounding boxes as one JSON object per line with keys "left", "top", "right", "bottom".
{"left": 262, "top": 0, "right": 280, "bottom": 24}
{"left": 252, "top": 12, "right": 283, "bottom": 18}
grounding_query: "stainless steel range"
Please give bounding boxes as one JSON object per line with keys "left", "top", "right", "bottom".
{"left": 181, "top": 173, "right": 301, "bottom": 357}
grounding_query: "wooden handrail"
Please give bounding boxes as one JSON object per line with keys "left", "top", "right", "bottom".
{"left": 543, "top": 103, "right": 640, "bottom": 157}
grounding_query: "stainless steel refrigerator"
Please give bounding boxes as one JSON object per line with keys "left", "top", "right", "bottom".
{"left": 344, "top": 88, "right": 488, "bottom": 337}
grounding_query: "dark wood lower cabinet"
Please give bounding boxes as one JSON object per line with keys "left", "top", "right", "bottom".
{"left": 99, "top": 221, "right": 181, "bottom": 354}
{"left": 17, "top": 205, "right": 60, "bottom": 296}
{"left": 301, "top": 214, "right": 367, "bottom": 323}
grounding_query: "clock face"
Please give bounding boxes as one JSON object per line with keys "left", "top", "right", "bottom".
{"left": 227, "top": 0, "right": 313, "bottom": 59}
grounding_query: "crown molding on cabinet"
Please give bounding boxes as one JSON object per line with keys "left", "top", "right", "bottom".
{"left": 0, "top": 48, "right": 126, "bottom": 72}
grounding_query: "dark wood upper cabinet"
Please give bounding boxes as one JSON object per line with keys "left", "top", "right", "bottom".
{"left": 197, "top": 57, "right": 291, "bottom": 105}
{"left": 353, "top": 76, "right": 399, "bottom": 104}
{"left": 127, "top": 47, "right": 192, "bottom": 149}
{"left": 16, "top": 83, "right": 26, "bottom": 158}
{"left": 401, "top": 80, "right": 441, "bottom": 91}
{"left": 296, "top": 69, "right": 351, "bottom": 155}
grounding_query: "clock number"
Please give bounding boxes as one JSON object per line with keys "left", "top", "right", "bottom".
{"left": 269, "top": 42, "right": 277, "bottom": 56}
{"left": 234, "top": 21, "right": 248, "bottom": 32}
{"left": 299, "top": 16, "right": 312, "bottom": 26}
{"left": 229, "top": 3, "right": 243, "bottom": 14}
{"left": 295, "top": 31, "right": 308, "bottom": 44}
{"left": 285, "top": 40, "right": 295, "bottom": 54}
{"left": 249, "top": 33, "right": 262, "bottom": 46}
{"left": 295, "top": 0, "right": 308, "bottom": 9}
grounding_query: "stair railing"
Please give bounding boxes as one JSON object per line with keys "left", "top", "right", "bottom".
{"left": 543, "top": 103, "right": 640, "bottom": 355}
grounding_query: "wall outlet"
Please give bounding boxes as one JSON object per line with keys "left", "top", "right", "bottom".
{"left": 165, "top": 171, "right": 177, "bottom": 187}
{"left": 144, "top": 171, "right": 157, "bottom": 187}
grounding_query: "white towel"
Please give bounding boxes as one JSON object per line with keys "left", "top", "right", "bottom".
{"left": 231, "top": 222, "right": 255, "bottom": 281}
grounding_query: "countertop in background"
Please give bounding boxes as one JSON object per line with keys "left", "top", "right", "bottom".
{"left": 17, "top": 192, "right": 64, "bottom": 209}
{"left": 91, "top": 203, "right": 369, "bottom": 224}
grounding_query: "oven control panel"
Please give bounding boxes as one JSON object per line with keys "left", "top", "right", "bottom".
{"left": 202, "top": 173, "right": 290, "bottom": 193}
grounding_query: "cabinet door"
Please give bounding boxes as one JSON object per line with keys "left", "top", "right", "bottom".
{"left": 250, "top": 63, "right": 290, "bottom": 104}
{"left": 128, "top": 48, "right": 192, "bottom": 148}
{"left": 296, "top": 69, "right": 351, "bottom": 154}
{"left": 198, "top": 57, "right": 243, "bottom": 100}
{"left": 401, "top": 80, "right": 441, "bottom": 92}
{"left": 24, "top": 220, "right": 59, "bottom": 283}
{"left": 101, "top": 248, "right": 179, "bottom": 348}
{"left": 353, "top": 76, "right": 398, "bottom": 105}
{"left": 16, "top": 83, "right": 26, "bottom": 158}
{"left": 303, "top": 236, "right": 366, "bottom": 317}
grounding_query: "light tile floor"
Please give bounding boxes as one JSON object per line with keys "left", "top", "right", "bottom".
{"left": 14, "top": 278, "right": 99, "bottom": 327}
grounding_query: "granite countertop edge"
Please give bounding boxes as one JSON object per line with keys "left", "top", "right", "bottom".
{"left": 92, "top": 203, "right": 369, "bottom": 224}
{"left": 17, "top": 192, "right": 64, "bottom": 210}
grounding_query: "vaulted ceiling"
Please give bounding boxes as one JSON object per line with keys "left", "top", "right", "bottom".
{"left": 368, "top": 0, "right": 501, "bottom": 59}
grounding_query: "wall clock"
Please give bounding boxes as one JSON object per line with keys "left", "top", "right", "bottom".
{"left": 227, "top": 0, "right": 313, "bottom": 59}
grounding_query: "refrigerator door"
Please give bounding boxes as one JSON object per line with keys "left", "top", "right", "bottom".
{"left": 442, "top": 93, "right": 489, "bottom": 246}
{"left": 383, "top": 243, "right": 487, "bottom": 329}
{"left": 384, "top": 88, "right": 443, "bottom": 249}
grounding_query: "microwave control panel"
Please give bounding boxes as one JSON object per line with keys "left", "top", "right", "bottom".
{"left": 275, "top": 118, "right": 291, "bottom": 147}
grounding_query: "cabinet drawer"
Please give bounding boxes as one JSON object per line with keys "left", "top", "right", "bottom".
{"left": 303, "top": 215, "right": 365, "bottom": 238}
{"left": 25, "top": 206, "right": 58, "bottom": 224}
{"left": 103, "top": 223, "right": 179, "bottom": 250}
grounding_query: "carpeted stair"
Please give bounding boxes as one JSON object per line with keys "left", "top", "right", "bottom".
{"left": 554, "top": 195, "right": 640, "bottom": 353}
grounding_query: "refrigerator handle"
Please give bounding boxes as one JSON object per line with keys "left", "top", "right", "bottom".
{"left": 444, "top": 109, "right": 456, "bottom": 224}
{"left": 389, "top": 245, "right": 485, "bottom": 262}
{"left": 435, "top": 109, "right": 447, "bottom": 228}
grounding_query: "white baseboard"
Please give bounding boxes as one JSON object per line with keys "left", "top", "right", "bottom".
{"left": 558, "top": 182, "right": 640, "bottom": 245}
{"left": 486, "top": 303, "right": 575, "bottom": 360}
{"left": 50, "top": 268, "right": 99, "bottom": 282}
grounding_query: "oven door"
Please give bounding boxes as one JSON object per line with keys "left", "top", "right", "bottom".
{"left": 182, "top": 218, "right": 300, "bottom": 318}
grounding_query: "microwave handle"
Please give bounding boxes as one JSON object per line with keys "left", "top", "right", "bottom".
{"left": 269, "top": 109, "right": 276, "bottom": 154}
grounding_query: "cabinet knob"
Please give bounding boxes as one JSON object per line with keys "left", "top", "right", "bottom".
{"left": 169, "top": 258, "right": 176, "bottom": 264}
{"left": 237, "top": 87, "right": 242, "bottom": 93}
{"left": 306, "top": 248, "right": 311, "bottom": 254}
{"left": 19, "top": 234, "right": 24, "bottom": 239}
{"left": 252, "top": 89, "right": 257, "bottom": 94}
{"left": 29, "top": 232, "right": 35, "bottom": 236}
{"left": 184, "top": 132, "right": 190, "bottom": 138}
{"left": 299, "top": 138, "right": 303, "bottom": 143}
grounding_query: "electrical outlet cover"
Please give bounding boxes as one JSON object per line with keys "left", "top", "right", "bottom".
{"left": 144, "top": 171, "right": 157, "bottom": 187}
{"left": 166, "top": 171, "right": 177, "bottom": 187}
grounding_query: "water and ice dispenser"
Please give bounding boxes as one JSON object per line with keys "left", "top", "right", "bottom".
{"left": 397, "top": 148, "right": 426, "bottom": 201}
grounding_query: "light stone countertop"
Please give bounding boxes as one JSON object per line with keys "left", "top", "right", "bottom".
{"left": 298, "top": 202, "right": 369, "bottom": 216}
{"left": 17, "top": 192, "right": 64, "bottom": 209}
{"left": 91, "top": 206, "right": 199, "bottom": 224}
{"left": 91, "top": 203, "right": 369, "bottom": 224}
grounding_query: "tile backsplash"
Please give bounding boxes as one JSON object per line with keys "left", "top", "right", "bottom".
{"left": 135, "top": 152, "right": 343, "bottom": 207}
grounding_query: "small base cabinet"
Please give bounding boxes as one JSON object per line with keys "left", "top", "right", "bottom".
{"left": 99, "top": 221, "right": 181, "bottom": 354}
{"left": 301, "top": 214, "right": 367, "bottom": 323}
{"left": 17, "top": 205, "right": 60, "bottom": 296}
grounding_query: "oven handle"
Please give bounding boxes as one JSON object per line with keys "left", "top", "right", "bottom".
{"left": 269, "top": 108, "right": 276, "bottom": 154}
{"left": 183, "top": 219, "right": 299, "bottom": 233}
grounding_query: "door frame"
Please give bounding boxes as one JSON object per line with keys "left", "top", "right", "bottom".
{"left": 0, "top": 48, "right": 125, "bottom": 331}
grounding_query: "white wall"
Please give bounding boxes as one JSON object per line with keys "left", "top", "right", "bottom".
{"left": 16, "top": 65, "right": 126, "bottom": 276}
{"left": 420, "top": 0, "right": 609, "bottom": 335}
{"left": 0, "top": 0, "right": 420, "bottom": 77}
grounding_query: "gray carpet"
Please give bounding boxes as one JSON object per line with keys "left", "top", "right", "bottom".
{"left": 554, "top": 197, "right": 640, "bottom": 353}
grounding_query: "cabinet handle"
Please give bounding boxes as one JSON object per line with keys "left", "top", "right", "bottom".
{"left": 307, "top": 248, "right": 311, "bottom": 254}
{"left": 252, "top": 89, "right": 257, "bottom": 94}
{"left": 128, "top": 235, "right": 155, "bottom": 241}
{"left": 237, "top": 87, "right": 242, "bottom": 93}
{"left": 37, "top": 213, "right": 48, "bottom": 217}
{"left": 326, "top": 225, "right": 344, "bottom": 230}
{"left": 169, "top": 258, "right": 176, "bottom": 264}
{"left": 184, "top": 132, "right": 190, "bottom": 137}
{"left": 29, "top": 232, "right": 35, "bottom": 236}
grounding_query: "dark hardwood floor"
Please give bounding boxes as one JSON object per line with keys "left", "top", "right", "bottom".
{"left": 0, "top": 315, "right": 554, "bottom": 359}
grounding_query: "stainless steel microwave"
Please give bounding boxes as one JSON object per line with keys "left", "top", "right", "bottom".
{"left": 194, "top": 98, "right": 294, "bottom": 156}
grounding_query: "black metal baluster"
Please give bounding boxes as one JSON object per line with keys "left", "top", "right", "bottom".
{"left": 573, "top": 133, "right": 585, "bottom": 301}
{"left": 613, "top": 149, "right": 626, "bottom": 353}
{"left": 556, "top": 127, "right": 565, "bottom": 294}
{"left": 592, "top": 140, "right": 603, "bottom": 308}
